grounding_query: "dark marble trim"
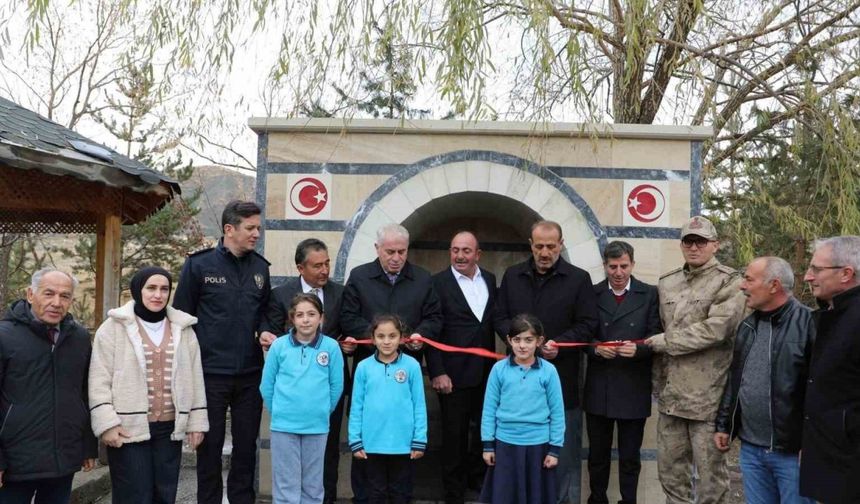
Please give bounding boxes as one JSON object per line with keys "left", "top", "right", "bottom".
{"left": 690, "top": 141, "right": 703, "bottom": 216}
{"left": 265, "top": 219, "right": 346, "bottom": 232}
{"left": 605, "top": 226, "right": 682, "bottom": 239}
{"left": 255, "top": 132, "right": 269, "bottom": 255}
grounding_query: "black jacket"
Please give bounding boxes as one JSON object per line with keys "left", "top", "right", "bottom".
{"left": 494, "top": 257, "right": 598, "bottom": 409}
{"left": 800, "top": 285, "right": 860, "bottom": 503}
{"left": 0, "top": 300, "right": 98, "bottom": 481}
{"left": 428, "top": 267, "right": 497, "bottom": 389}
{"left": 583, "top": 277, "right": 661, "bottom": 419}
{"left": 340, "top": 260, "right": 443, "bottom": 369}
{"left": 264, "top": 277, "right": 344, "bottom": 338}
{"left": 173, "top": 240, "right": 271, "bottom": 375}
{"left": 715, "top": 297, "right": 814, "bottom": 453}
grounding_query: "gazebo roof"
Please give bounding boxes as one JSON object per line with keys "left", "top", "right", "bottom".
{"left": 0, "top": 96, "right": 181, "bottom": 233}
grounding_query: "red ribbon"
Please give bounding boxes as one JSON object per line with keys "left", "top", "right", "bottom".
{"left": 348, "top": 336, "right": 647, "bottom": 360}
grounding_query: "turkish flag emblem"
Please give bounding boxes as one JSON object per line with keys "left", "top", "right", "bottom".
{"left": 289, "top": 177, "right": 329, "bottom": 216}
{"left": 623, "top": 181, "right": 670, "bottom": 226}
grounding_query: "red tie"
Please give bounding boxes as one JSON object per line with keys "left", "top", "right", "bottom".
{"left": 48, "top": 328, "right": 59, "bottom": 344}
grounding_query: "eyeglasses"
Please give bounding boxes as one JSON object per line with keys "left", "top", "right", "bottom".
{"left": 806, "top": 264, "right": 845, "bottom": 274}
{"left": 681, "top": 237, "right": 712, "bottom": 249}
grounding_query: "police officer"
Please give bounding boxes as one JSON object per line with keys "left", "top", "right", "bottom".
{"left": 173, "top": 200, "right": 272, "bottom": 504}
{"left": 644, "top": 216, "right": 746, "bottom": 504}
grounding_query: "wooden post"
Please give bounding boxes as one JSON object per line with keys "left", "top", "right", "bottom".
{"left": 94, "top": 213, "right": 122, "bottom": 326}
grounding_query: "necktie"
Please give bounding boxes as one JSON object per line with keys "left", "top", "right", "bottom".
{"left": 48, "top": 328, "right": 59, "bottom": 344}
{"left": 310, "top": 287, "right": 321, "bottom": 299}
{"left": 387, "top": 273, "right": 398, "bottom": 285}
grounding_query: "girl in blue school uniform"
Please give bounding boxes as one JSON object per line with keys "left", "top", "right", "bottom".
{"left": 260, "top": 293, "right": 344, "bottom": 504}
{"left": 349, "top": 314, "right": 428, "bottom": 504}
{"left": 480, "top": 313, "right": 565, "bottom": 504}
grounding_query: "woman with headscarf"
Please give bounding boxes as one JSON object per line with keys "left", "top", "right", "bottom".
{"left": 89, "top": 266, "right": 208, "bottom": 504}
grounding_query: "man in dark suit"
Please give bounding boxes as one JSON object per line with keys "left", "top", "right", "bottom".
{"left": 261, "top": 238, "right": 345, "bottom": 504}
{"left": 584, "top": 241, "right": 661, "bottom": 504}
{"left": 495, "top": 220, "right": 599, "bottom": 504}
{"left": 340, "top": 223, "right": 443, "bottom": 503}
{"left": 429, "top": 231, "right": 497, "bottom": 504}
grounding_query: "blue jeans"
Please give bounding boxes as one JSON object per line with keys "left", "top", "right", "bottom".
{"left": 739, "top": 442, "right": 813, "bottom": 504}
{"left": 271, "top": 431, "right": 328, "bottom": 504}
{"left": 556, "top": 408, "right": 582, "bottom": 504}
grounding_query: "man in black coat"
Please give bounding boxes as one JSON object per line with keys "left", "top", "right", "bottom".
{"left": 173, "top": 200, "right": 271, "bottom": 504}
{"left": 340, "top": 223, "right": 443, "bottom": 503}
{"left": 799, "top": 236, "right": 860, "bottom": 504}
{"left": 429, "top": 231, "right": 496, "bottom": 504}
{"left": 0, "top": 268, "right": 98, "bottom": 503}
{"left": 584, "top": 241, "right": 661, "bottom": 504}
{"left": 494, "top": 220, "right": 599, "bottom": 504}
{"left": 262, "top": 238, "right": 345, "bottom": 504}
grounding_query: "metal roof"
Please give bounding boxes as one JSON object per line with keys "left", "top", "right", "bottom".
{"left": 0, "top": 96, "right": 179, "bottom": 192}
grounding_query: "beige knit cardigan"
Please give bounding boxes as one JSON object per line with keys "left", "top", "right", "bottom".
{"left": 89, "top": 301, "right": 209, "bottom": 442}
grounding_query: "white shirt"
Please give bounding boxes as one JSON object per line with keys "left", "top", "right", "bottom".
{"left": 609, "top": 278, "right": 631, "bottom": 297}
{"left": 139, "top": 318, "right": 166, "bottom": 346}
{"left": 451, "top": 266, "right": 489, "bottom": 320}
{"left": 300, "top": 276, "right": 325, "bottom": 305}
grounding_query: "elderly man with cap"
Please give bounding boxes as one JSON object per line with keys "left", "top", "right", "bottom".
{"left": 644, "top": 216, "right": 746, "bottom": 504}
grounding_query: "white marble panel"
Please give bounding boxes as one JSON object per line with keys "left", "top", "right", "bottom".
{"left": 465, "top": 160, "right": 491, "bottom": 192}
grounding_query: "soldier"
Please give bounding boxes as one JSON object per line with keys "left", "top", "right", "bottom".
{"left": 644, "top": 216, "right": 746, "bottom": 504}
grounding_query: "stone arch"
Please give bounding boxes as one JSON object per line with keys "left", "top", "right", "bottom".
{"left": 334, "top": 150, "right": 608, "bottom": 282}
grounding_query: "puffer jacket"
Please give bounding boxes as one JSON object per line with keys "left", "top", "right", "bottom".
{"left": 89, "top": 301, "right": 208, "bottom": 442}
{"left": 715, "top": 297, "right": 815, "bottom": 452}
{"left": 0, "top": 300, "right": 98, "bottom": 481}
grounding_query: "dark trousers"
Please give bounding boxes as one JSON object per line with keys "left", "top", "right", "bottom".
{"left": 324, "top": 394, "right": 346, "bottom": 503}
{"left": 197, "top": 372, "right": 263, "bottom": 504}
{"left": 438, "top": 386, "right": 485, "bottom": 504}
{"left": 0, "top": 474, "right": 74, "bottom": 504}
{"left": 107, "top": 421, "right": 182, "bottom": 504}
{"left": 365, "top": 454, "right": 413, "bottom": 504}
{"left": 585, "top": 413, "right": 646, "bottom": 504}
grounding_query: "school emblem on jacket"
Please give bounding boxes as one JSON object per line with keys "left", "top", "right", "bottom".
{"left": 254, "top": 273, "right": 264, "bottom": 290}
{"left": 317, "top": 352, "right": 329, "bottom": 366}
{"left": 394, "top": 369, "right": 407, "bottom": 383}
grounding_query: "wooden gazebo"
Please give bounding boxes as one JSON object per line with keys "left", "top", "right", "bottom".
{"left": 0, "top": 96, "right": 180, "bottom": 324}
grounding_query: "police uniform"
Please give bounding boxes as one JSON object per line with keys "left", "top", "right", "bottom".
{"left": 647, "top": 217, "right": 747, "bottom": 504}
{"left": 173, "top": 240, "right": 271, "bottom": 504}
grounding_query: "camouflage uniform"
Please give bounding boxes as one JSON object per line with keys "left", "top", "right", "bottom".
{"left": 649, "top": 256, "right": 746, "bottom": 504}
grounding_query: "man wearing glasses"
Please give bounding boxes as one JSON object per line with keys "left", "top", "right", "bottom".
{"left": 799, "top": 236, "right": 860, "bottom": 504}
{"left": 644, "top": 216, "right": 747, "bottom": 504}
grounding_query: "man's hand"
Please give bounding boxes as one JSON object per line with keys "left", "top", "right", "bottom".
{"left": 543, "top": 454, "right": 558, "bottom": 468}
{"left": 483, "top": 452, "right": 495, "bottom": 466}
{"left": 595, "top": 344, "right": 618, "bottom": 359}
{"left": 616, "top": 341, "right": 637, "bottom": 358}
{"left": 353, "top": 449, "right": 367, "bottom": 460}
{"left": 259, "top": 331, "right": 277, "bottom": 349}
{"left": 714, "top": 432, "right": 731, "bottom": 452}
{"left": 339, "top": 337, "right": 358, "bottom": 354}
{"left": 431, "top": 374, "right": 454, "bottom": 395}
{"left": 542, "top": 340, "right": 559, "bottom": 360}
{"left": 410, "top": 450, "right": 424, "bottom": 460}
{"left": 82, "top": 459, "right": 97, "bottom": 472}
{"left": 406, "top": 333, "right": 424, "bottom": 351}
{"left": 186, "top": 432, "right": 205, "bottom": 450}
{"left": 100, "top": 425, "right": 131, "bottom": 448}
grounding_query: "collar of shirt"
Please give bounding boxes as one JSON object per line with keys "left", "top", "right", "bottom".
{"left": 608, "top": 278, "right": 631, "bottom": 297}
{"left": 300, "top": 276, "right": 325, "bottom": 304}
{"left": 507, "top": 354, "right": 541, "bottom": 369}
{"left": 450, "top": 265, "right": 482, "bottom": 282}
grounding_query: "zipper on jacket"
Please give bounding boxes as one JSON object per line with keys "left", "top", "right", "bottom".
{"left": 0, "top": 405, "right": 13, "bottom": 436}
{"left": 768, "top": 322, "right": 774, "bottom": 451}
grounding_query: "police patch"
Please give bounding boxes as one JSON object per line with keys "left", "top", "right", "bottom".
{"left": 317, "top": 352, "right": 329, "bottom": 366}
{"left": 254, "top": 273, "right": 264, "bottom": 290}
{"left": 394, "top": 369, "right": 407, "bottom": 383}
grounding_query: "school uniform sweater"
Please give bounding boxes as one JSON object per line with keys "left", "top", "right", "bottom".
{"left": 481, "top": 356, "right": 565, "bottom": 457}
{"left": 348, "top": 352, "right": 428, "bottom": 454}
{"left": 260, "top": 330, "right": 344, "bottom": 435}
